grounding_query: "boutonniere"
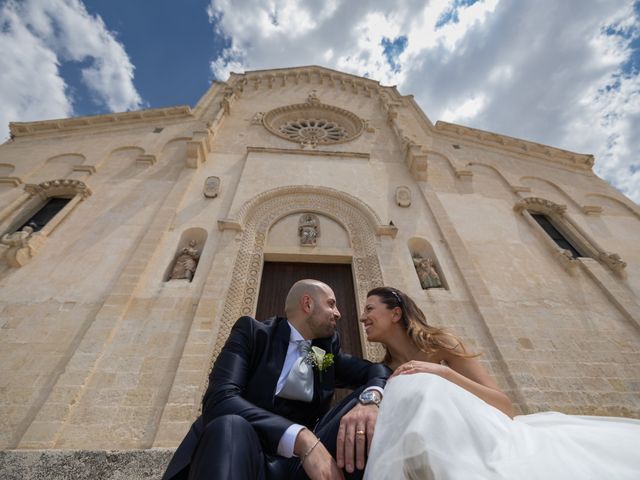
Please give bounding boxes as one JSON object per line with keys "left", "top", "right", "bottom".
{"left": 304, "top": 345, "right": 334, "bottom": 377}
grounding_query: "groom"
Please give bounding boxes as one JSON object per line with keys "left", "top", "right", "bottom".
{"left": 162, "top": 279, "right": 390, "bottom": 480}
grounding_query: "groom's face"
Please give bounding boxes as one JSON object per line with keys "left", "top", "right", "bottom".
{"left": 307, "top": 286, "right": 340, "bottom": 339}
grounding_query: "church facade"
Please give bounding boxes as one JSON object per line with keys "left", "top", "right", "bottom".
{"left": 0, "top": 66, "right": 638, "bottom": 460}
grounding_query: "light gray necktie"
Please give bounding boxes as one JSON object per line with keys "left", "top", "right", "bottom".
{"left": 278, "top": 340, "right": 314, "bottom": 402}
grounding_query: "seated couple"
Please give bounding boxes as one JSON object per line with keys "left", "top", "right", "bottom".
{"left": 163, "top": 280, "right": 640, "bottom": 480}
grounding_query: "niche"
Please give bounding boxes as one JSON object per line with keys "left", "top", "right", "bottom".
{"left": 164, "top": 228, "right": 207, "bottom": 282}
{"left": 408, "top": 237, "right": 447, "bottom": 290}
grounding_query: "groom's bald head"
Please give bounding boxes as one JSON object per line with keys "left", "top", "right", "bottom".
{"left": 284, "top": 279, "right": 327, "bottom": 316}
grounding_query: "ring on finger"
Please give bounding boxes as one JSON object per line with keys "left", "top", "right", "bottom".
{"left": 356, "top": 430, "right": 365, "bottom": 436}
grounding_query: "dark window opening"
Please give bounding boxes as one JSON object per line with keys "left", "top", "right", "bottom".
{"left": 531, "top": 213, "right": 582, "bottom": 258}
{"left": 18, "top": 197, "right": 71, "bottom": 232}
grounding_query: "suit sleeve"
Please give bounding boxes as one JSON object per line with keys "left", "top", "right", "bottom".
{"left": 201, "top": 316, "right": 294, "bottom": 455}
{"left": 331, "top": 334, "right": 391, "bottom": 391}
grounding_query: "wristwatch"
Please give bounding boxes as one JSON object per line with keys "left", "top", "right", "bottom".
{"left": 358, "top": 390, "right": 382, "bottom": 407}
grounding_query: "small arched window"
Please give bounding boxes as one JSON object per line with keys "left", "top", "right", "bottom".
{"left": 0, "top": 179, "right": 91, "bottom": 267}
{"left": 514, "top": 197, "right": 626, "bottom": 275}
{"left": 17, "top": 197, "right": 71, "bottom": 232}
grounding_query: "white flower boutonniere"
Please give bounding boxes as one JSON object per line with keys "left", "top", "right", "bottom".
{"left": 304, "top": 346, "right": 334, "bottom": 377}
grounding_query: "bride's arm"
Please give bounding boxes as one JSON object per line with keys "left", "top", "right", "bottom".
{"left": 391, "top": 353, "right": 514, "bottom": 418}
{"left": 440, "top": 353, "right": 514, "bottom": 418}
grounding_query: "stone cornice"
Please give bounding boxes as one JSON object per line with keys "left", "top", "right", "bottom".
{"left": 198, "top": 66, "right": 409, "bottom": 114}
{"left": 246, "top": 146, "right": 369, "bottom": 159}
{"left": 435, "top": 121, "right": 594, "bottom": 171}
{"left": 233, "top": 65, "right": 401, "bottom": 97}
{"left": 9, "top": 106, "right": 193, "bottom": 139}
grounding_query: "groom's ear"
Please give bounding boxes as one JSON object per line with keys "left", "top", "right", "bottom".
{"left": 301, "top": 293, "right": 313, "bottom": 313}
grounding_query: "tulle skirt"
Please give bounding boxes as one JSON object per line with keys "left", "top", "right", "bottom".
{"left": 364, "top": 374, "right": 640, "bottom": 480}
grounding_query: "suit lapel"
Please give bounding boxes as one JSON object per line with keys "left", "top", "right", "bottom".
{"left": 260, "top": 317, "right": 290, "bottom": 406}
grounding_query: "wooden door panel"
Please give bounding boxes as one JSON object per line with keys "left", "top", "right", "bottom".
{"left": 256, "top": 262, "right": 362, "bottom": 358}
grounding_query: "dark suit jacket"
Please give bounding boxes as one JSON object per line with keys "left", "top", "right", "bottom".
{"left": 162, "top": 316, "right": 389, "bottom": 480}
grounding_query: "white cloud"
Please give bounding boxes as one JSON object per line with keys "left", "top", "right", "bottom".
{"left": 0, "top": 0, "right": 143, "bottom": 140}
{"left": 441, "top": 95, "right": 487, "bottom": 122}
{"left": 208, "top": 0, "right": 640, "bottom": 204}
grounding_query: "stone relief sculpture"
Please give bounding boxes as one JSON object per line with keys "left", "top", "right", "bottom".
{"left": 413, "top": 255, "right": 443, "bottom": 289}
{"left": 298, "top": 213, "right": 320, "bottom": 246}
{"left": 251, "top": 112, "right": 264, "bottom": 125}
{"left": 203, "top": 176, "right": 220, "bottom": 198}
{"left": 395, "top": 186, "right": 412, "bottom": 207}
{"left": 0, "top": 226, "right": 46, "bottom": 267}
{"left": 170, "top": 240, "right": 200, "bottom": 281}
{"left": 307, "top": 90, "right": 320, "bottom": 105}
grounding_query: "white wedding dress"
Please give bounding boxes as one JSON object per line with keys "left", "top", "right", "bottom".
{"left": 364, "top": 374, "right": 640, "bottom": 480}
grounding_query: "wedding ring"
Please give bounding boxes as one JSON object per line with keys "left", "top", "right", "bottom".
{"left": 356, "top": 430, "right": 366, "bottom": 436}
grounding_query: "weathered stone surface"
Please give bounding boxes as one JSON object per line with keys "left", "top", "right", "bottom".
{"left": 0, "top": 449, "right": 173, "bottom": 480}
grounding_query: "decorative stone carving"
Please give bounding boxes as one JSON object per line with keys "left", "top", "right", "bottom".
{"left": 0, "top": 226, "right": 46, "bottom": 268}
{"left": 262, "top": 99, "right": 364, "bottom": 148}
{"left": 513, "top": 197, "right": 567, "bottom": 215}
{"left": 203, "top": 176, "right": 220, "bottom": 198}
{"left": 307, "top": 90, "right": 320, "bottom": 105}
{"left": 298, "top": 213, "right": 320, "bottom": 246}
{"left": 251, "top": 112, "right": 264, "bottom": 125}
{"left": 169, "top": 240, "right": 200, "bottom": 281}
{"left": 395, "top": 186, "right": 411, "bottom": 207}
{"left": 413, "top": 255, "right": 443, "bottom": 289}
{"left": 598, "top": 252, "right": 627, "bottom": 274}
{"left": 25, "top": 179, "right": 91, "bottom": 199}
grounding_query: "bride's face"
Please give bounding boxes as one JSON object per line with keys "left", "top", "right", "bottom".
{"left": 360, "top": 295, "right": 398, "bottom": 343}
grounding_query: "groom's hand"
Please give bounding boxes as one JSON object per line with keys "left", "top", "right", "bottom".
{"left": 295, "top": 428, "right": 345, "bottom": 480}
{"left": 336, "top": 404, "right": 379, "bottom": 473}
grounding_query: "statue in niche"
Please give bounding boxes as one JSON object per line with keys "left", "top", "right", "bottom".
{"left": 413, "top": 255, "right": 442, "bottom": 289}
{"left": 203, "top": 176, "right": 220, "bottom": 198}
{"left": 170, "top": 240, "right": 200, "bottom": 281}
{"left": 298, "top": 213, "right": 320, "bottom": 246}
{"left": 395, "top": 186, "right": 412, "bottom": 207}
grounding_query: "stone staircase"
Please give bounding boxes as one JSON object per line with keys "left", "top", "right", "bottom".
{"left": 0, "top": 449, "right": 174, "bottom": 480}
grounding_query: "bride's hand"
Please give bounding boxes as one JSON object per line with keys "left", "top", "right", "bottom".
{"left": 389, "top": 361, "right": 448, "bottom": 380}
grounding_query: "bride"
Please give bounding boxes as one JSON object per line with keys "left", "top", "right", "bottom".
{"left": 360, "top": 286, "right": 640, "bottom": 480}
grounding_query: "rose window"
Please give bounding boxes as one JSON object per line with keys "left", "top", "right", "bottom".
{"left": 279, "top": 119, "right": 348, "bottom": 144}
{"left": 262, "top": 98, "right": 364, "bottom": 147}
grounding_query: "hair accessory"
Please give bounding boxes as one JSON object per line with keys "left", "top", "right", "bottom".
{"left": 390, "top": 289, "right": 403, "bottom": 305}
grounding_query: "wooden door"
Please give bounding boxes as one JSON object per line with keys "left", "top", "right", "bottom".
{"left": 256, "top": 262, "right": 363, "bottom": 358}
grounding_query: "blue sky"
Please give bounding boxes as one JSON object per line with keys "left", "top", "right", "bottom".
{"left": 1, "top": 0, "right": 639, "bottom": 203}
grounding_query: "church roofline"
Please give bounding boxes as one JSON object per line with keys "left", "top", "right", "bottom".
{"left": 435, "top": 120, "right": 595, "bottom": 170}
{"left": 233, "top": 65, "right": 393, "bottom": 87}
{"left": 9, "top": 105, "right": 193, "bottom": 139}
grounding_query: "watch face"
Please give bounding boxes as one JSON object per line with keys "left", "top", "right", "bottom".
{"left": 360, "top": 391, "right": 379, "bottom": 404}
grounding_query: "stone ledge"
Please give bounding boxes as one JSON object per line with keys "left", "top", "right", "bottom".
{"left": 0, "top": 449, "right": 174, "bottom": 480}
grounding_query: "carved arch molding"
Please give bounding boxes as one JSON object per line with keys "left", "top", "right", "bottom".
{"left": 211, "top": 186, "right": 387, "bottom": 365}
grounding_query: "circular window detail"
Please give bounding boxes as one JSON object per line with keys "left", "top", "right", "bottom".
{"left": 263, "top": 101, "right": 364, "bottom": 148}
{"left": 279, "top": 119, "right": 348, "bottom": 144}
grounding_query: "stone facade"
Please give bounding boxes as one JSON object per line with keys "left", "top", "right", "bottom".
{"left": 0, "top": 66, "right": 638, "bottom": 470}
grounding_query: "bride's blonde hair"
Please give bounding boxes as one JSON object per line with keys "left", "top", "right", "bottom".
{"left": 366, "top": 286, "right": 478, "bottom": 363}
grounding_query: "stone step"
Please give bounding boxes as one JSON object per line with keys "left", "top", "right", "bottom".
{"left": 0, "top": 449, "right": 174, "bottom": 480}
